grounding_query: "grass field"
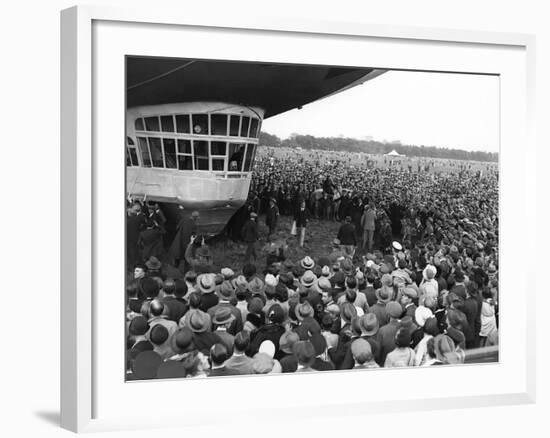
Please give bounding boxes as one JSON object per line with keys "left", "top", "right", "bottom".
{"left": 206, "top": 215, "right": 343, "bottom": 272}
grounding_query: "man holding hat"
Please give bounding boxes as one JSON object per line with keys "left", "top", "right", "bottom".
{"left": 189, "top": 311, "right": 222, "bottom": 355}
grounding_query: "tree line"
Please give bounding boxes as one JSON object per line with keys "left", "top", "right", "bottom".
{"left": 258, "top": 132, "right": 498, "bottom": 162}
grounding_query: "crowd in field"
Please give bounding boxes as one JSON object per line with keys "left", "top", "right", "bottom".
{"left": 125, "top": 148, "right": 499, "bottom": 379}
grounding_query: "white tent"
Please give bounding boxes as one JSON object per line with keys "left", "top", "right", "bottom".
{"left": 385, "top": 149, "right": 403, "bottom": 156}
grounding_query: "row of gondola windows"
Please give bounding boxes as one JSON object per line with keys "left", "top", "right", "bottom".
{"left": 127, "top": 137, "right": 257, "bottom": 172}
{"left": 134, "top": 114, "right": 261, "bottom": 138}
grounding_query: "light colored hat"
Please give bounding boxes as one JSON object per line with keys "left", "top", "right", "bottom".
{"left": 321, "top": 265, "right": 331, "bottom": 277}
{"left": 248, "top": 277, "right": 265, "bottom": 295}
{"left": 301, "top": 256, "right": 315, "bottom": 270}
{"left": 402, "top": 287, "right": 418, "bottom": 299}
{"left": 295, "top": 301, "right": 315, "bottom": 321}
{"left": 265, "top": 274, "right": 277, "bottom": 287}
{"left": 233, "top": 275, "right": 248, "bottom": 290}
{"left": 197, "top": 274, "right": 216, "bottom": 294}
{"left": 351, "top": 338, "right": 373, "bottom": 363}
{"left": 317, "top": 277, "right": 332, "bottom": 291}
{"left": 415, "top": 306, "right": 433, "bottom": 327}
{"left": 259, "top": 340, "right": 276, "bottom": 358}
{"left": 221, "top": 267, "right": 234, "bottom": 279}
{"left": 300, "top": 270, "right": 317, "bottom": 287}
{"left": 392, "top": 241, "right": 403, "bottom": 251}
{"left": 423, "top": 264, "right": 437, "bottom": 280}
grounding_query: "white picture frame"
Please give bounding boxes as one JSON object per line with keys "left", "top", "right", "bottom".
{"left": 60, "top": 5, "right": 536, "bottom": 433}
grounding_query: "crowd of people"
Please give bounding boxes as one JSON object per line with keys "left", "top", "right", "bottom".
{"left": 126, "top": 146, "right": 499, "bottom": 380}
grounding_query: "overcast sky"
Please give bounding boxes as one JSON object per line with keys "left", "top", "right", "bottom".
{"left": 262, "top": 70, "right": 499, "bottom": 153}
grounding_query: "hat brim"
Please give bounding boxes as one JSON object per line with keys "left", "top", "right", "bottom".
{"left": 375, "top": 287, "right": 392, "bottom": 303}
{"left": 295, "top": 306, "right": 314, "bottom": 321}
{"left": 170, "top": 334, "right": 195, "bottom": 355}
{"left": 363, "top": 323, "right": 379, "bottom": 337}
{"left": 213, "top": 314, "right": 236, "bottom": 326}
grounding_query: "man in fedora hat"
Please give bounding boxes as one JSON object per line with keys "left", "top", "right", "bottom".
{"left": 168, "top": 327, "right": 197, "bottom": 361}
{"left": 340, "top": 313, "right": 382, "bottom": 368}
{"left": 368, "top": 275, "right": 393, "bottom": 327}
{"left": 207, "top": 280, "right": 243, "bottom": 334}
{"left": 188, "top": 311, "right": 222, "bottom": 355}
{"left": 196, "top": 274, "right": 219, "bottom": 312}
{"left": 212, "top": 307, "right": 236, "bottom": 354}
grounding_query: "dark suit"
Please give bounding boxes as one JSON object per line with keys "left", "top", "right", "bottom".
{"left": 193, "top": 331, "right": 222, "bottom": 355}
{"left": 377, "top": 320, "right": 400, "bottom": 364}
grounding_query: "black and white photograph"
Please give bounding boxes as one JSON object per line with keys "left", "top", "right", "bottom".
{"left": 125, "top": 56, "right": 499, "bottom": 380}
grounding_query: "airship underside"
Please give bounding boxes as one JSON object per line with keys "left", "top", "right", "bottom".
{"left": 126, "top": 57, "right": 384, "bottom": 234}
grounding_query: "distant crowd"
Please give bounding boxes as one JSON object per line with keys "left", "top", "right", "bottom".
{"left": 126, "top": 148, "right": 499, "bottom": 379}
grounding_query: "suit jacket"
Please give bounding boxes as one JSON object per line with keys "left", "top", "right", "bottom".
{"left": 193, "top": 331, "right": 222, "bottom": 355}
{"left": 377, "top": 320, "right": 400, "bottom": 364}
{"left": 199, "top": 293, "right": 219, "bottom": 313}
{"left": 294, "top": 208, "right": 310, "bottom": 228}
{"left": 241, "top": 219, "right": 258, "bottom": 242}
{"left": 160, "top": 296, "right": 188, "bottom": 322}
{"left": 337, "top": 223, "right": 357, "bottom": 245}
{"left": 225, "top": 354, "right": 255, "bottom": 375}
{"left": 368, "top": 302, "right": 389, "bottom": 327}
{"left": 208, "top": 366, "right": 239, "bottom": 377}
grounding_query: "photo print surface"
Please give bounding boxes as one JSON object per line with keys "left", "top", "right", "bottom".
{"left": 125, "top": 56, "right": 499, "bottom": 381}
